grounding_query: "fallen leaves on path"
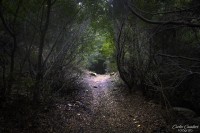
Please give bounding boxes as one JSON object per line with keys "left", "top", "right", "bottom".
{"left": 60, "top": 71, "right": 167, "bottom": 133}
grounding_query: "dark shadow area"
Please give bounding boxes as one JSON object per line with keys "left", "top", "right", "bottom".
{"left": 88, "top": 58, "right": 106, "bottom": 74}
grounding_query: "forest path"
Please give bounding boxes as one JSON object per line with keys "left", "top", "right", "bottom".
{"left": 64, "top": 71, "right": 166, "bottom": 133}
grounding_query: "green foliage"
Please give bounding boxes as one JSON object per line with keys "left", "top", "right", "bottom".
{"left": 75, "top": 0, "right": 116, "bottom": 72}
{"left": 78, "top": 27, "right": 116, "bottom": 72}
{"left": 100, "top": 42, "right": 113, "bottom": 58}
{"left": 100, "top": 37, "right": 115, "bottom": 58}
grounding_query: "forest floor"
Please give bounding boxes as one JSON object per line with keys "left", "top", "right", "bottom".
{"left": 56, "top": 71, "right": 168, "bottom": 133}
{"left": 0, "top": 71, "right": 172, "bottom": 133}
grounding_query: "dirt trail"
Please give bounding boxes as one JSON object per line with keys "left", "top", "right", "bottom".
{"left": 64, "top": 72, "right": 167, "bottom": 133}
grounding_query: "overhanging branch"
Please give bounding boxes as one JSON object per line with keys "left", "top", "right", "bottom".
{"left": 126, "top": 2, "right": 200, "bottom": 28}
{"left": 157, "top": 53, "right": 200, "bottom": 62}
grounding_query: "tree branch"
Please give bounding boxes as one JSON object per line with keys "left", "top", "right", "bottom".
{"left": 157, "top": 53, "right": 200, "bottom": 62}
{"left": 129, "top": 2, "right": 200, "bottom": 15}
{"left": 0, "top": 1, "right": 15, "bottom": 37}
{"left": 126, "top": 2, "right": 200, "bottom": 28}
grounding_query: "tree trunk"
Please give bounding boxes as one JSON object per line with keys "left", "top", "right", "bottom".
{"left": 33, "top": 0, "right": 52, "bottom": 104}
{"left": 6, "top": 36, "right": 17, "bottom": 96}
{"left": 0, "top": 0, "right": 22, "bottom": 98}
{"left": 1, "top": 51, "right": 6, "bottom": 98}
